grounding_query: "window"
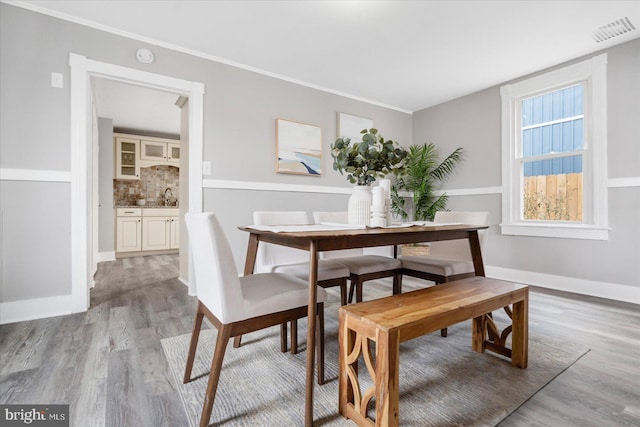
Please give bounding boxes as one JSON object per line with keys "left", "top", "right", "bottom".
{"left": 500, "top": 54, "right": 608, "bottom": 240}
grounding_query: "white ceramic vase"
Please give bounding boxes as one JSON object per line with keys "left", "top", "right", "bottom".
{"left": 348, "top": 185, "right": 372, "bottom": 225}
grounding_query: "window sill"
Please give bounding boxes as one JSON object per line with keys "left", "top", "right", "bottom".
{"left": 500, "top": 223, "right": 609, "bottom": 240}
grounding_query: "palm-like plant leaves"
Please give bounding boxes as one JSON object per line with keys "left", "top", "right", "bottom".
{"left": 391, "top": 143, "right": 463, "bottom": 221}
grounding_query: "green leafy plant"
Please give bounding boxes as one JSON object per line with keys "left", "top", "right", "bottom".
{"left": 331, "top": 128, "right": 408, "bottom": 186}
{"left": 391, "top": 143, "right": 463, "bottom": 221}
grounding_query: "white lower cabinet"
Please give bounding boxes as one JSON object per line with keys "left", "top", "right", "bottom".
{"left": 116, "top": 209, "right": 142, "bottom": 252}
{"left": 142, "top": 217, "right": 171, "bottom": 250}
{"left": 116, "top": 208, "right": 179, "bottom": 254}
{"left": 170, "top": 217, "right": 180, "bottom": 249}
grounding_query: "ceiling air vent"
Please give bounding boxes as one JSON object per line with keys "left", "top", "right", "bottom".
{"left": 593, "top": 17, "right": 636, "bottom": 43}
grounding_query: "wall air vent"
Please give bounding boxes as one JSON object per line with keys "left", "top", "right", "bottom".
{"left": 593, "top": 17, "right": 636, "bottom": 43}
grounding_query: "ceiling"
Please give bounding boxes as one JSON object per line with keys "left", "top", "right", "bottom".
{"left": 92, "top": 78, "right": 181, "bottom": 136}
{"left": 13, "top": 0, "right": 640, "bottom": 119}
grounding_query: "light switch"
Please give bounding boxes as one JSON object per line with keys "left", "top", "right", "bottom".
{"left": 202, "top": 161, "right": 211, "bottom": 175}
{"left": 51, "top": 72, "right": 63, "bottom": 88}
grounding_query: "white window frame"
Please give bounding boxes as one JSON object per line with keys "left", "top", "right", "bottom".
{"left": 500, "top": 54, "right": 609, "bottom": 240}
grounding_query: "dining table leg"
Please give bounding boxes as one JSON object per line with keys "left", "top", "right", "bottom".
{"left": 305, "top": 240, "right": 319, "bottom": 427}
{"left": 468, "top": 230, "right": 485, "bottom": 277}
{"left": 243, "top": 233, "right": 259, "bottom": 276}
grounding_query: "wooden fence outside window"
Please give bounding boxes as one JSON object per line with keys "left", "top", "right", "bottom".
{"left": 523, "top": 173, "right": 583, "bottom": 221}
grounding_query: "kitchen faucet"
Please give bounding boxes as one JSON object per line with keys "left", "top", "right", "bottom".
{"left": 164, "top": 187, "right": 172, "bottom": 206}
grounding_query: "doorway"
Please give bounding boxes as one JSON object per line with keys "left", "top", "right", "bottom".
{"left": 69, "top": 53, "right": 204, "bottom": 313}
{"left": 92, "top": 77, "right": 182, "bottom": 265}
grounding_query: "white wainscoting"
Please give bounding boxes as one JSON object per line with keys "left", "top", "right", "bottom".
{"left": 0, "top": 295, "right": 74, "bottom": 325}
{"left": 203, "top": 179, "right": 503, "bottom": 196}
{"left": 97, "top": 252, "right": 116, "bottom": 263}
{"left": 0, "top": 168, "right": 72, "bottom": 182}
{"left": 486, "top": 266, "right": 640, "bottom": 304}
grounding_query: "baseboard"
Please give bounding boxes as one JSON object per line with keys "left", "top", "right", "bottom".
{"left": 486, "top": 265, "right": 640, "bottom": 304}
{"left": 0, "top": 294, "right": 73, "bottom": 325}
{"left": 97, "top": 251, "right": 116, "bottom": 263}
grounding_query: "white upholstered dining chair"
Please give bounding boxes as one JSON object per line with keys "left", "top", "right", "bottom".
{"left": 400, "top": 210, "right": 489, "bottom": 336}
{"left": 253, "top": 211, "right": 351, "bottom": 306}
{"left": 313, "top": 211, "right": 402, "bottom": 303}
{"left": 183, "top": 212, "right": 327, "bottom": 427}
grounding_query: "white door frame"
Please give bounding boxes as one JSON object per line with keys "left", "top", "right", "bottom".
{"left": 69, "top": 53, "right": 204, "bottom": 312}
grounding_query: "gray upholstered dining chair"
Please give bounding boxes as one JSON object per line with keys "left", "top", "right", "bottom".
{"left": 183, "top": 212, "right": 327, "bottom": 427}
{"left": 400, "top": 211, "right": 490, "bottom": 336}
{"left": 313, "top": 211, "right": 402, "bottom": 303}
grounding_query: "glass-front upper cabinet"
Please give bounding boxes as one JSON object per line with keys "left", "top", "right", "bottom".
{"left": 168, "top": 143, "right": 180, "bottom": 164}
{"left": 115, "top": 137, "right": 140, "bottom": 180}
{"left": 141, "top": 140, "right": 168, "bottom": 161}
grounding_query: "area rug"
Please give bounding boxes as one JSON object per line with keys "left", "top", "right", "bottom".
{"left": 161, "top": 285, "right": 589, "bottom": 427}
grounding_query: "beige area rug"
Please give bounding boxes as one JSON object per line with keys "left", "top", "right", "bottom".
{"left": 161, "top": 284, "right": 589, "bottom": 427}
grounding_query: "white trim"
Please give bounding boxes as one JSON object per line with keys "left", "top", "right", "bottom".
{"left": 3, "top": 169, "right": 632, "bottom": 192}
{"left": 486, "top": 265, "right": 640, "bottom": 305}
{"left": 5, "top": 0, "right": 411, "bottom": 115}
{"left": 96, "top": 251, "right": 116, "bottom": 263}
{"left": 202, "top": 179, "right": 503, "bottom": 197}
{"left": 435, "top": 186, "right": 502, "bottom": 196}
{"left": 203, "top": 179, "right": 353, "bottom": 195}
{"left": 69, "top": 53, "right": 205, "bottom": 315}
{"left": 500, "top": 53, "right": 609, "bottom": 240}
{"left": 178, "top": 277, "right": 189, "bottom": 288}
{"left": 500, "top": 223, "right": 609, "bottom": 240}
{"left": 0, "top": 295, "right": 74, "bottom": 325}
{"left": 608, "top": 177, "right": 640, "bottom": 188}
{"left": 0, "top": 168, "right": 71, "bottom": 182}
{"left": 69, "top": 53, "right": 89, "bottom": 313}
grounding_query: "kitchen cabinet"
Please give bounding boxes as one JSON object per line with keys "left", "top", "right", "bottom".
{"left": 141, "top": 208, "right": 180, "bottom": 251}
{"left": 115, "top": 137, "right": 140, "bottom": 179}
{"left": 116, "top": 208, "right": 179, "bottom": 255}
{"left": 115, "top": 133, "right": 179, "bottom": 180}
{"left": 140, "top": 139, "right": 180, "bottom": 166}
{"left": 115, "top": 208, "right": 142, "bottom": 252}
{"left": 168, "top": 143, "right": 180, "bottom": 164}
{"left": 170, "top": 216, "right": 180, "bottom": 249}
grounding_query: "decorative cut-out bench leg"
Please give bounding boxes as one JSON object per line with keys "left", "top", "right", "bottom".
{"left": 375, "top": 328, "right": 401, "bottom": 427}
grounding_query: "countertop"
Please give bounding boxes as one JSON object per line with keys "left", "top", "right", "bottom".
{"left": 115, "top": 205, "right": 179, "bottom": 209}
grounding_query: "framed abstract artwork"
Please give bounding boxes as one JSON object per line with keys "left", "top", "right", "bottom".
{"left": 337, "top": 112, "right": 373, "bottom": 143}
{"left": 276, "top": 119, "right": 322, "bottom": 176}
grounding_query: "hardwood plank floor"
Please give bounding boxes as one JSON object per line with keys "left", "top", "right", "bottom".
{"left": 1, "top": 254, "right": 638, "bottom": 426}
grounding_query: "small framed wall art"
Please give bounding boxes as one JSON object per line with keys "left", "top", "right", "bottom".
{"left": 337, "top": 112, "right": 373, "bottom": 143}
{"left": 276, "top": 118, "right": 322, "bottom": 176}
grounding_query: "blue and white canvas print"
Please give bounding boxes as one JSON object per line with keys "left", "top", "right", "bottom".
{"left": 276, "top": 119, "right": 322, "bottom": 176}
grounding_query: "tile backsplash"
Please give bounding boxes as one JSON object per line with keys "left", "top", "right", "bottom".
{"left": 114, "top": 165, "right": 179, "bottom": 206}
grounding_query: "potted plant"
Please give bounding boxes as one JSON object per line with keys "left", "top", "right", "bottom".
{"left": 331, "top": 129, "right": 407, "bottom": 224}
{"left": 391, "top": 143, "right": 463, "bottom": 253}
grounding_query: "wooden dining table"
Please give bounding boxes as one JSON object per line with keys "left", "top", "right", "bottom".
{"left": 238, "top": 222, "right": 489, "bottom": 426}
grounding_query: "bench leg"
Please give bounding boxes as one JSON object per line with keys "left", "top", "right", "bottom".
{"left": 472, "top": 314, "right": 487, "bottom": 353}
{"left": 339, "top": 310, "right": 357, "bottom": 417}
{"left": 511, "top": 296, "right": 529, "bottom": 368}
{"left": 375, "top": 329, "right": 400, "bottom": 427}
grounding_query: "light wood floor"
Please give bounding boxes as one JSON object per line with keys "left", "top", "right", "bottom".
{"left": 1, "top": 255, "right": 638, "bottom": 426}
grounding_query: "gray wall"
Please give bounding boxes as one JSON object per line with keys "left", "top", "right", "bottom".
{"left": 2, "top": 3, "right": 635, "bottom": 309}
{"left": 0, "top": 4, "right": 411, "bottom": 303}
{"left": 412, "top": 38, "right": 640, "bottom": 290}
{"left": 97, "top": 117, "right": 114, "bottom": 253}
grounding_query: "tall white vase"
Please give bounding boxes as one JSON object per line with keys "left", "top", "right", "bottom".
{"left": 348, "top": 185, "right": 372, "bottom": 225}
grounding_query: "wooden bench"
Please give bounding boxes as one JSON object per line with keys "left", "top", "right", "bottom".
{"left": 338, "top": 276, "right": 529, "bottom": 427}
